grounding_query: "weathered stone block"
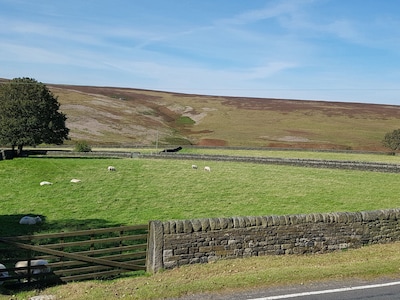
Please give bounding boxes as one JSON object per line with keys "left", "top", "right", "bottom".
{"left": 184, "top": 220, "right": 193, "bottom": 233}
{"left": 201, "top": 218, "right": 210, "bottom": 231}
{"left": 192, "top": 219, "right": 202, "bottom": 232}
{"left": 218, "top": 217, "right": 229, "bottom": 229}
{"left": 209, "top": 218, "right": 220, "bottom": 230}
{"left": 199, "top": 246, "right": 212, "bottom": 253}
{"left": 163, "top": 249, "right": 173, "bottom": 258}
{"left": 174, "top": 248, "right": 189, "bottom": 255}
{"left": 164, "top": 261, "right": 178, "bottom": 269}
{"left": 190, "top": 258, "right": 200, "bottom": 264}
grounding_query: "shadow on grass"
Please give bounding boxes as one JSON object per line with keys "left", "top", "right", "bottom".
{"left": 0, "top": 214, "right": 124, "bottom": 237}
{"left": 0, "top": 214, "right": 126, "bottom": 264}
{"left": 0, "top": 215, "right": 139, "bottom": 294}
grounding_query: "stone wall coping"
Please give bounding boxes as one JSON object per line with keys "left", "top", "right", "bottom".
{"left": 162, "top": 208, "right": 400, "bottom": 234}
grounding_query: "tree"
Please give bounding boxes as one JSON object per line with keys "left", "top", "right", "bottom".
{"left": 0, "top": 77, "right": 69, "bottom": 155}
{"left": 382, "top": 129, "right": 400, "bottom": 151}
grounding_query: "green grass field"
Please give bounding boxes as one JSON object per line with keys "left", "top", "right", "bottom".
{"left": 1, "top": 154, "right": 400, "bottom": 237}
{"left": 1, "top": 153, "right": 400, "bottom": 299}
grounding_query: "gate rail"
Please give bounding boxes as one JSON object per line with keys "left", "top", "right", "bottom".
{"left": 0, "top": 224, "right": 148, "bottom": 286}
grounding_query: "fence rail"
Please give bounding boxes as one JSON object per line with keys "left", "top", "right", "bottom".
{"left": 0, "top": 224, "right": 148, "bottom": 286}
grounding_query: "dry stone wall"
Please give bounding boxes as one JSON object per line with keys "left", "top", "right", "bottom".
{"left": 146, "top": 209, "right": 400, "bottom": 273}
{"left": 142, "top": 153, "right": 400, "bottom": 173}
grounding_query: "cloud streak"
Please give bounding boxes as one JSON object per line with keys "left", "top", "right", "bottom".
{"left": 1, "top": 0, "right": 400, "bottom": 104}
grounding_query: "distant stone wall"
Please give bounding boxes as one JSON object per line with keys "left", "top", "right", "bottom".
{"left": 142, "top": 153, "right": 400, "bottom": 173}
{"left": 146, "top": 209, "right": 400, "bottom": 273}
{"left": 28, "top": 150, "right": 138, "bottom": 158}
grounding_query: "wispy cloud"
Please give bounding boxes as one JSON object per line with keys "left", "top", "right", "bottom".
{"left": 217, "top": 0, "right": 315, "bottom": 25}
{"left": 1, "top": 0, "right": 400, "bottom": 104}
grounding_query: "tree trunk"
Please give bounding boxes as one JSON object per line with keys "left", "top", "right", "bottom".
{"left": 11, "top": 145, "right": 16, "bottom": 158}
{"left": 17, "top": 144, "right": 23, "bottom": 156}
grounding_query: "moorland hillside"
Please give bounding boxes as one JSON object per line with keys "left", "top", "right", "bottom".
{"left": 3, "top": 79, "right": 400, "bottom": 151}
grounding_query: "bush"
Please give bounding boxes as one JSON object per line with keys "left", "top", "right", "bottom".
{"left": 74, "top": 141, "right": 92, "bottom": 152}
{"left": 382, "top": 129, "right": 400, "bottom": 151}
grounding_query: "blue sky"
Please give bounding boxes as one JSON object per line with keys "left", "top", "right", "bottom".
{"left": 1, "top": 0, "right": 400, "bottom": 105}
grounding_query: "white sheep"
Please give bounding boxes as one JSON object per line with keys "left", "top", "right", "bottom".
{"left": 40, "top": 181, "right": 52, "bottom": 186}
{"left": 107, "top": 166, "right": 116, "bottom": 171}
{"left": 19, "top": 216, "right": 42, "bottom": 225}
{"left": 191, "top": 164, "right": 198, "bottom": 169}
{"left": 0, "top": 264, "right": 9, "bottom": 284}
{"left": 70, "top": 178, "right": 81, "bottom": 183}
{"left": 204, "top": 166, "right": 211, "bottom": 172}
{"left": 15, "top": 259, "right": 50, "bottom": 275}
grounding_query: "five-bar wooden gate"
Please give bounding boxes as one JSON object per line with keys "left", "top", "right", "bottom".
{"left": 0, "top": 224, "right": 148, "bottom": 286}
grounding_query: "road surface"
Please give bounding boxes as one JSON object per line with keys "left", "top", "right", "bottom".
{"left": 169, "top": 278, "right": 400, "bottom": 300}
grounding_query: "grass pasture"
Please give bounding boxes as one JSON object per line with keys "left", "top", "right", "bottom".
{"left": 2, "top": 154, "right": 400, "bottom": 299}
{"left": 1, "top": 155, "right": 400, "bottom": 236}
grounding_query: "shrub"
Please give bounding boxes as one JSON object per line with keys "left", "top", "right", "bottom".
{"left": 74, "top": 141, "right": 92, "bottom": 152}
{"left": 382, "top": 129, "right": 400, "bottom": 151}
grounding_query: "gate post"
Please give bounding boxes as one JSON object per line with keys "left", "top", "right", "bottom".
{"left": 146, "top": 220, "right": 164, "bottom": 273}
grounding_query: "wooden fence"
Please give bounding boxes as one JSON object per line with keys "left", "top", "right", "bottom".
{"left": 0, "top": 224, "right": 148, "bottom": 287}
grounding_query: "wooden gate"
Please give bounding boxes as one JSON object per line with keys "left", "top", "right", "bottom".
{"left": 0, "top": 224, "right": 148, "bottom": 286}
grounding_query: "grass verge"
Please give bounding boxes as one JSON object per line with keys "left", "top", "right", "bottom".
{"left": 3, "top": 242, "right": 399, "bottom": 300}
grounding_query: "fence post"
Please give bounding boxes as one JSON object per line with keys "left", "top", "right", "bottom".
{"left": 146, "top": 220, "right": 164, "bottom": 273}
{"left": 27, "top": 249, "right": 32, "bottom": 283}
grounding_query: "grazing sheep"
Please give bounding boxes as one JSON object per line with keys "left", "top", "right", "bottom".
{"left": 19, "top": 216, "right": 42, "bottom": 225}
{"left": 0, "top": 264, "right": 9, "bottom": 284}
{"left": 40, "top": 181, "right": 52, "bottom": 186}
{"left": 204, "top": 166, "right": 211, "bottom": 172}
{"left": 70, "top": 178, "right": 81, "bottom": 183}
{"left": 191, "top": 164, "right": 198, "bottom": 169}
{"left": 107, "top": 166, "right": 116, "bottom": 171}
{"left": 15, "top": 259, "right": 50, "bottom": 275}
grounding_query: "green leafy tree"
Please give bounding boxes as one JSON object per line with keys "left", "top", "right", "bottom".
{"left": 382, "top": 129, "right": 400, "bottom": 151}
{"left": 0, "top": 77, "right": 69, "bottom": 155}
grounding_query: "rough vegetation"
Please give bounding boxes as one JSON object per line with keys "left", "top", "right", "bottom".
{"left": 47, "top": 83, "right": 400, "bottom": 151}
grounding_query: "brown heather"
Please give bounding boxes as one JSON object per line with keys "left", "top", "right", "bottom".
{"left": 49, "top": 84, "right": 400, "bottom": 151}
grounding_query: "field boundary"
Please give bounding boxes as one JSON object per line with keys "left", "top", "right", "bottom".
{"left": 141, "top": 153, "right": 400, "bottom": 172}
{"left": 147, "top": 208, "right": 400, "bottom": 272}
{"left": 0, "top": 225, "right": 148, "bottom": 286}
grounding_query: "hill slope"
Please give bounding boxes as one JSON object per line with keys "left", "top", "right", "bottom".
{"left": 40, "top": 84, "right": 400, "bottom": 151}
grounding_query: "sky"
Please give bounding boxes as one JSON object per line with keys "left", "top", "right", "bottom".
{"left": 1, "top": 0, "right": 400, "bottom": 105}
